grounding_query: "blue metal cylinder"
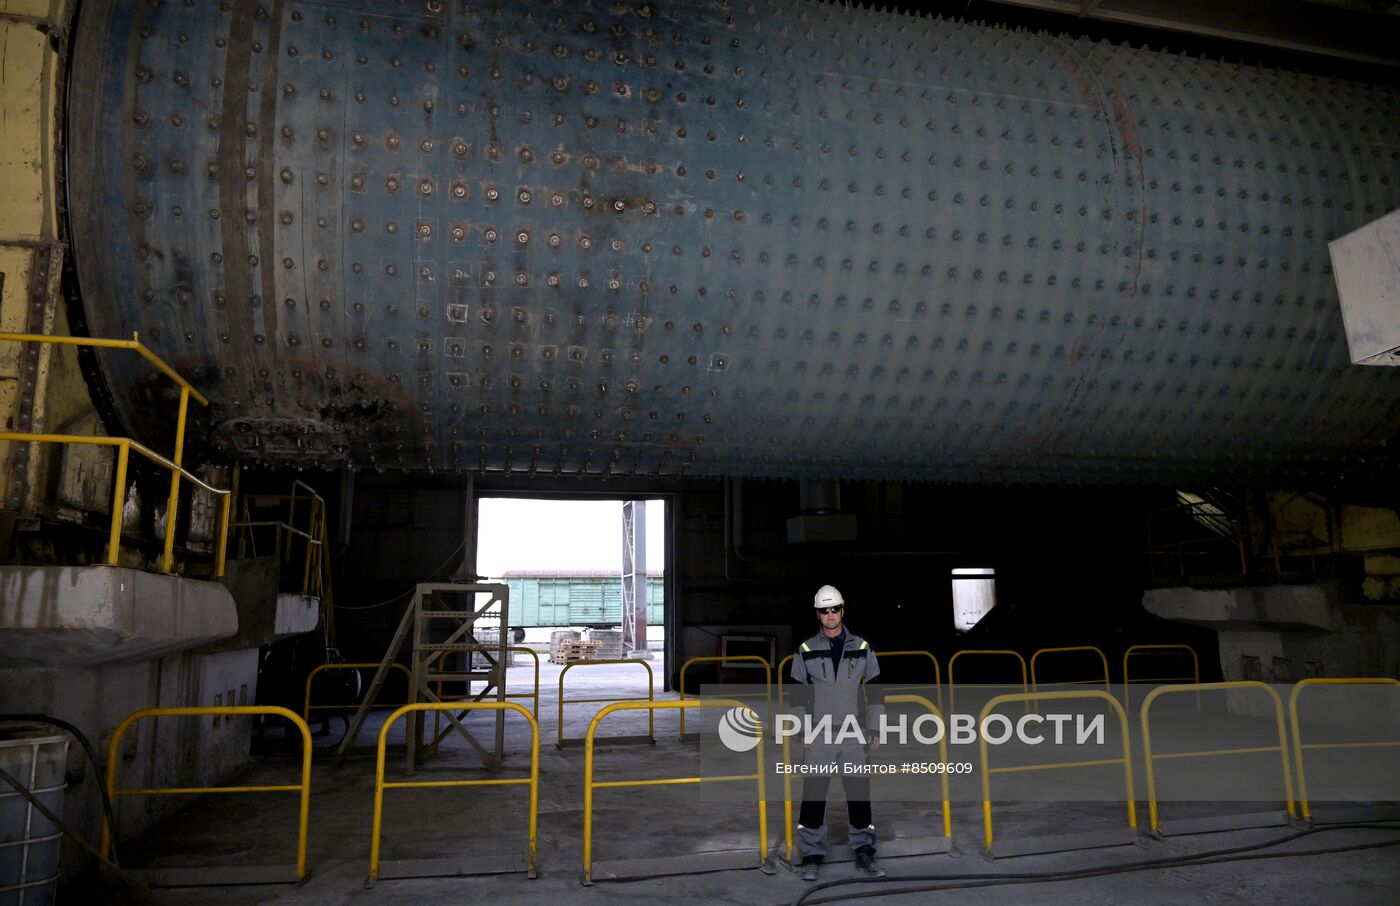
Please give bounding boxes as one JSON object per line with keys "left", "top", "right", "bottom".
{"left": 65, "top": 0, "right": 1400, "bottom": 482}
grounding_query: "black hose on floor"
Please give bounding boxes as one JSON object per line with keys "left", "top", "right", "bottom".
{"left": 788, "top": 822, "right": 1400, "bottom": 906}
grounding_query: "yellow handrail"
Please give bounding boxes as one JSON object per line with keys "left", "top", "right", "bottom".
{"left": 558, "top": 659, "right": 655, "bottom": 748}
{"left": 0, "top": 331, "right": 208, "bottom": 404}
{"left": 1139, "top": 681, "right": 1295, "bottom": 833}
{"left": 1030, "top": 646, "right": 1111, "bottom": 713}
{"left": 303, "top": 662, "right": 414, "bottom": 745}
{"left": 1288, "top": 677, "right": 1400, "bottom": 822}
{"left": 0, "top": 331, "right": 225, "bottom": 575}
{"left": 583, "top": 699, "right": 766, "bottom": 883}
{"left": 100, "top": 706, "right": 311, "bottom": 879}
{"left": 0, "top": 433, "right": 231, "bottom": 576}
{"left": 678, "top": 655, "right": 772, "bottom": 740}
{"left": 977, "top": 690, "right": 1135, "bottom": 851}
{"left": 235, "top": 482, "right": 329, "bottom": 598}
{"left": 232, "top": 520, "right": 321, "bottom": 543}
{"left": 1123, "top": 644, "right": 1200, "bottom": 712}
{"left": 948, "top": 649, "right": 1029, "bottom": 718}
{"left": 777, "top": 653, "right": 795, "bottom": 704}
{"left": 369, "top": 702, "right": 540, "bottom": 882}
{"left": 877, "top": 650, "right": 944, "bottom": 713}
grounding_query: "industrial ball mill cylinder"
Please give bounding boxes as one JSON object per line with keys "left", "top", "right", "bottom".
{"left": 66, "top": 0, "right": 1400, "bottom": 482}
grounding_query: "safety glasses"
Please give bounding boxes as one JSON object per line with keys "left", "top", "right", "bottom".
{"left": 816, "top": 606, "right": 844, "bottom": 615}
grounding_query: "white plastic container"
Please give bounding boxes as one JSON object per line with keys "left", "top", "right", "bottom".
{"left": 0, "top": 725, "right": 68, "bottom": 906}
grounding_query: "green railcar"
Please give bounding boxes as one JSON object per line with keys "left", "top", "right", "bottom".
{"left": 504, "top": 571, "right": 664, "bottom": 627}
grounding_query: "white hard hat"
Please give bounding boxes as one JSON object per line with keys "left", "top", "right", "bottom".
{"left": 813, "top": 585, "right": 845, "bottom": 608}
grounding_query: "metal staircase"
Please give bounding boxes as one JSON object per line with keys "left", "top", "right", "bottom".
{"left": 336, "top": 583, "right": 509, "bottom": 772}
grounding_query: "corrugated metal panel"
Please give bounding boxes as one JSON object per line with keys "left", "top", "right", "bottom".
{"left": 504, "top": 573, "right": 665, "bottom": 626}
{"left": 602, "top": 581, "right": 621, "bottom": 623}
{"left": 646, "top": 576, "right": 664, "bottom": 625}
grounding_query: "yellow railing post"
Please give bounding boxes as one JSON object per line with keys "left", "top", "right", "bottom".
{"left": 678, "top": 655, "right": 772, "bottom": 740}
{"left": 583, "top": 700, "right": 765, "bottom": 883}
{"left": 557, "top": 659, "right": 655, "bottom": 748}
{"left": 948, "top": 649, "right": 1029, "bottom": 718}
{"left": 1030, "top": 646, "right": 1110, "bottom": 695}
{"left": 977, "top": 690, "right": 1135, "bottom": 851}
{"left": 108, "top": 440, "right": 130, "bottom": 565}
{"left": 215, "top": 492, "right": 230, "bottom": 577}
{"left": 0, "top": 434, "right": 229, "bottom": 572}
{"left": 877, "top": 650, "right": 944, "bottom": 713}
{"left": 300, "top": 497, "right": 316, "bottom": 595}
{"left": 1123, "top": 644, "right": 1200, "bottom": 712}
{"left": 100, "top": 706, "right": 312, "bottom": 880}
{"left": 1287, "top": 677, "right": 1400, "bottom": 823}
{"left": 1029, "top": 646, "right": 1111, "bottom": 713}
{"left": 285, "top": 487, "right": 299, "bottom": 572}
{"left": 781, "top": 731, "right": 793, "bottom": 864}
{"left": 303, "top": 662, "right": 414, "bottom": 737}
{"left": 776, "top": 653, "right": 796, "bottom": 706}
{"left": 1139, "top": 681, "right": 1294, "bottom": 833}
{"left": 369, "top": 702, "right": 540, "bottom": 882}
{"left": 160, "top": 386, "right": 190, "bottom": 573}
{"left": 0, "top": 333, "right": 231, "bottom": 576}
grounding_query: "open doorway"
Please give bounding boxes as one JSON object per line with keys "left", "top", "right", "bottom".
{"left": 475, "top": 498, "right": 670, "bottom": 726}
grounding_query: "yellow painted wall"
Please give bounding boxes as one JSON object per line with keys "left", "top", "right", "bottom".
{"left": 0, "top": 1, "right": 86, "bottom": 514}
{"left": 1341, "top": 504, "right": 1400, "bottom": 554}
{"left": 1267, "top": 491, "right": 1334, "bottom": 554}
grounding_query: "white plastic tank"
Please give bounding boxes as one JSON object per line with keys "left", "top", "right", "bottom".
{"left": 0, "top": 724, "right": 68, "bottom": 906}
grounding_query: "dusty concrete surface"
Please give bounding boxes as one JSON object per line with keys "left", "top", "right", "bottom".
{"left": 75, "top": 664, "right": 1400, "bottom": 905}
{"left": 0, "top": 565, "right": 238, "bottom": 665}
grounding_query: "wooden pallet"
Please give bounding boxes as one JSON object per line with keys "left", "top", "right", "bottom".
{"left": 549, "top": 640, "right": 602, "bottom": 664}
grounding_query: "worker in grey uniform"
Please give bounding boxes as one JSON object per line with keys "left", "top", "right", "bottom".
{"left": 788, "top": 584, "right": 887, "bottom": 881}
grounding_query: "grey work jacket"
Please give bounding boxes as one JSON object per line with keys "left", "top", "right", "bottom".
{"left": 788, "top": 630, "right": 886, "bottom": 733}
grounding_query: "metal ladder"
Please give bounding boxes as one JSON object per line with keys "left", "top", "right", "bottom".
{"left": 335, "top": 582, "right": 509, "bottom": 772}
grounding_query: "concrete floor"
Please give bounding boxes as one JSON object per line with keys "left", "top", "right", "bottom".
{"left": 82, "top": 663, "right": 1400, "bottom": 905}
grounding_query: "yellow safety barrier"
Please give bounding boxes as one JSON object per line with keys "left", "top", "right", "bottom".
{"left": 780, "top": 693, "right": 952, "bottom": 864}
{"left": 678, "top": 655, "right": 772, "bottom": 740}
{"left": 0, "top": 331, "right": 230, "bottom": 575}
{"left": 977, "top": 691, "right": 1136, "bottom": 851}
{"left": 948, "top": 649, "right": 1028, "bottom": 718}
{"left": 1288, "top": 677, "right": 1400, "bottom": 822}
{"left": 1030, "top": 646, "right": 1111, "bottom": 714}
{"left": 368, "top": 702, "right": 539, "bottom": 882}
{"left": 303, "top": 663, "right": 413, "bottom": 746}
{"left": 558, "top": 659, "right": 655, "bottom": 748}
{"left": 1140, "top": 681, "right": 1295, "bottom": 833}
{"left": 583, "top": 700, "right": 766, "bottom": 883}
{"left": 1123, "top": 644, "right": 1200, "bottom": 712}
{"left": 878, "top": 650, "right": 944, "bottom": 713}
{"left": 777, "top": 653, "right": 795, "bottom": 704}
{"left": 233, "top": 480, "right": 328, "bottom": 600}
{"left": 0, "top": 434, "right": 232, "bottom": 576}
{"left": 100, "top": 706, "right": 311, "bottom": 880}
